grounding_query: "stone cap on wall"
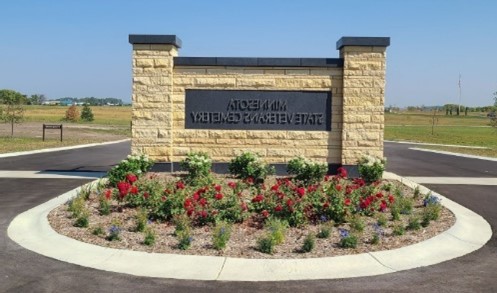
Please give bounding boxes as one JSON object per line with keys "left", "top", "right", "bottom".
{"left": 129, "top": 34, "right": 182, "bottom": 48}
{"left": 174, "top": 57, "right": 343, "bottom": 68}
{"left": 336, "top": 37, "right": 390, "bottom": 50}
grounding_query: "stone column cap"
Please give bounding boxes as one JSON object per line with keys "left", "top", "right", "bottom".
{"left": 336, "top": 37, "right": 390, "bottom": 50}
{"left": 129, "top": 34, "right": 182, "bottom": 48}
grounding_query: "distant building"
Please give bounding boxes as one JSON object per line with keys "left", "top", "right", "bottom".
{"left": 59, "top": 98, "right": 74, "bottom": 106}
{"left": 42, "top": 100, "right": 59, "bottom": 105}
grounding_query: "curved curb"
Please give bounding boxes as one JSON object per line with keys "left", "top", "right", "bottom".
{"left": 7, "top": 172, "right": 492, "bottom": 281}
{"left": 0, "top": 139, "right": 130, "bottom": 158}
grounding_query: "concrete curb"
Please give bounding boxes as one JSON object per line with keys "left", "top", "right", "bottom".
{"left": 0, "top": 139, "right": 130, "bottom": 158}
{"left": 409, "top": 147, "right": 497, "bottom": 162}
{"left": 7, "top": 172, "right": 492, "bottom": 281}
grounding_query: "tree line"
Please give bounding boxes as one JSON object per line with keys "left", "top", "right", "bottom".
{"left": 0, "top": 89, "right": 125, "bottom": 106}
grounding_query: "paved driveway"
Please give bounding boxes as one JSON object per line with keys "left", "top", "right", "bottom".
{"left": 0, "top": 141, "right": 496, "bottom": 292}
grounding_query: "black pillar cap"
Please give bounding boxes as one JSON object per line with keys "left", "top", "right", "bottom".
{"left": 336, "top": 37, "right": 390, "bottom": 50}
{"left": 129, "top": 34, "right": 182, "bottom": 48}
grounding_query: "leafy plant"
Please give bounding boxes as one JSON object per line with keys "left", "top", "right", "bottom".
{"left": 74, "top": 210, "right": 89, "bottom": 228}
{"left": 338, "top": 229, "right": 357, "bottom": 248}
{"left": 176, "top": 228, "right": 192, "bottom": 250}
{"left": 376, "top": 213, "right": 388, "bottom": 227}
{"left": 256, "top": 235, "right": 275, "bottom": 254}
{"left": 80, "top": 104, "right": 94, "bottom": 122}
{"left": 407, "top": 216, "right": 421, "bottom": 230}
{"left": 393, "top": 224, "right": 405, "bottom": 236}
{"left": 143, "top": 227, "right": 156, "bottom": 246}
{"left": 349, "top": 216, "right": 365, "bottom": 233}
{"left": 287, "top": 156, "right": 327, "bottom": 184}
{"left": 212, "top": 221, "right": 232, "bottom": 250}
{"left": 107, "top": 225, "right": 121, "bottom": 241}
{"left": 92, "top": 225, "right": 105, "bottom": 236}
{"left": 229, "top": 152, "right": 274, "bottom": 183}
{"left": 317, "top": 222, "right": 333, "bottom": 239}
{"left": 358, "top": 155, "right": 386, "bottom": 183}
{"left": 179, "top": 152, "right": 212, "bottom": 184}
{"left": 301, "top": 233, "right": 316, "bottom": 253}
{"left": 173, "top": 214, "right": 191, "bottom": 236}
{"left": 107, "top": 154, "right": 153, "bottom": 186}
{"left": 266, "top": 218, "right": 288, "bottom": 245}
{"left": 0, "top": 89, "right": 25, "bottom": 136}
{"left": 68, "top": 196, "right": 86, "bottom": 218}
{"left": 135, "top": 208, "right": 148, "bottom": 232}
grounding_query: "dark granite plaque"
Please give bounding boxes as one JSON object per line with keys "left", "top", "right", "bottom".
{"left": 185, "top": 90, "right": 331, "bottom": 131}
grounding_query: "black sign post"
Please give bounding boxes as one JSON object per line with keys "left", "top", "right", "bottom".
{"left": 43, "top": 124, "right": 63, "bottom": 142}
{"left": 185, "top": 90, "right": 332, "bottom": 131}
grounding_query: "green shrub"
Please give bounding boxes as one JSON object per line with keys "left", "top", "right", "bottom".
{"left": 179, "top": 152, "right": 212, "bottom": 184}
{"left": 80, "top": 104, "right": 94, "bottom": 122}
{"left": 212, "top": 221, "right": 232, "bottom": 251}
{"left": 371, "top": 233, "right": 380, "bottom": 245}
{"left": 68, "top": 196, "right": 86, "bottom": 218}
{"left": 392, "top": 196, "right": 413, "bottom": 215}
{"left": 143, "top": 227, "right": 156, "bottom": 246}
{"left": 392, "top": 224, "right": 405, "bottom": 236}
{"left": 256, "top": 235, "right": 275, "bottom": 254}
{"left": 339, "top": 235, "right": 358, "bottom": 248}
{"left": 176, "top": 228, "right": 192, "bottom": 250}
{"left": 317, "top": 223, "right": 332, "bottom": 239}
{"left": 74, "top": 211, "right": 89, "bottom": 228}
{"left": 173, "top": 214, "right": 191, "bottom": 236}
{"left": 107, "top": 225, "right": 121, "bottom": 241}
{"left": 301, "top": 233, "right": 316, "bottom": 253}
{"left": 92, "top": 225, "right": 105, "bottom": 236}
{"left": 266, "top": 218, "right": 288, "bottom": 245}
{"left": 407, "top": 216, "right": 421, "bottom": 231}
{"left": 376, "top": 213, "right": 388, "bottom": 227}
{"left": 287, "top": 156, "right": 327, "bottom": 184}
{"left": 99, "top": 195, "right": 111, "bottom": 215}
{"left": 357, "top": 155, "right": 386, "bottom": 183}
{"left": 349, "top": 216, "right": 365, "bottom": 233}
{"left": 135, "top": 208, "right": 148, "bottom": 232}
{"left": 107, "top": 154, "right": 153, "bottom": 186}
{"left": 228, "top": 152, "right": 274, "bottom": 183}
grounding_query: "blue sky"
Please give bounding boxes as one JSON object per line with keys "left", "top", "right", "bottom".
{"left": 1, "top": 0, "right": 496, "bottom": 107}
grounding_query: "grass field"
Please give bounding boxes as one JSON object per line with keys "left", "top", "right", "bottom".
{"left": 0, "top": 105, "right": 131, "bottom": 154}
{"left": 22, "top": 105, "right": 131, "bottom": 125}
{"left": 385, "top": 111, "right": 497, "bottom": 158}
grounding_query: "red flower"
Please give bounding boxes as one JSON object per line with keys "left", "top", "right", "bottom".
{"left": 296, "top": 187, "right": 306, "bottom": 198}
{"left": 307, "top": 185, "right": 317, "bottom": 193}
{"left": 215, "top": 193, "right": 223, "bottom": 200}
{"left": 251, "top": 194, "right": 264, "bottom": 203}
{"left": 324, "top": 175, "right": 331, "bottom": 182}
{"left": 240, "top": 202, "right": 248, "bottom": 211}
{"left": 143, "top": 192, "right": 149, "bottom": 199}
{"left": 117, "top": 181, "right": 131, "bottom": 199}
{"left": 186, "top": 209, "right": 194, "bottom": 216}
{"left": 337, "top": 167, "right": 348, "bottom": 178}
{"left": 344, "top": 198, "right": 351, "bottom": 206}
{"left": 323, "top": 201, "right": 330, "bottom": 209}
{"left": 104, "top": 189, "right": 112, "bottom": 200}
{"left": 126, "top": 173, "right": 137, "bottom": 184}
{"left": 271, "top": 184, "right": 280, "bottom": 191}
{"left": 274, "top": 205, "right": 283, "bottom": 212}
{"left": 176, "top": 181, "right": 185, "bottom": 190}
{"left": 376, "top": 192, "right": 384, "bottom": 198}
{"left": 261, "top": 210, "right": 269, "bottom": 218}
{"left": 130, "top": 186, "right": 139, "bottom": 195}
{"left": 199, "top": 198, "right": 207, "bottom": 207}
{"left": 245, "top": 177, "right": 254, "bottom": 184}
{"left": 193, "top": 192, "right": 200, "bottom": 201}
{"left": 388, "top": 195, "right": 395, "bottom": 204}
{"left": 184, "top": 198, "right": 193, "bottom": 209}
{"left": 336, "top": 184, "right": 342, "bottom": 192}
{"left": 199, "top": 210, "right": 208, "bottom": 218}
{"left": 286, "top": 199, "right": 294, "bottom": 207}
{"left": 228, "top": 182, "right": 237, "bottom": 189}
{"left": 214, "top": 185, "right": 222, "bottom": 192}
{"left": 163, "top": 189, "right": 171, "bottom": 194}
{"left": 161, "top": 196, "right": 167, "bottom": 202}
{"left": 346, "top": 187, "right": 353, "bottom": 195}
{"left": 379, "top": 200, "right": 387, "bottom": 212}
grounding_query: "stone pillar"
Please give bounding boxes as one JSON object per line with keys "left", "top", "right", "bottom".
{"left": 129, "top": 35, "right": 181, "bottom": 163}
{"left": 338, "top": 37, "right": 390, "bottom": 171}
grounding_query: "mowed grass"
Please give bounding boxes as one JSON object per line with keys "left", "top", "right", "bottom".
{"left": 0, "top": 137, "right": 122, "bottom": 154}
{"left": 23, "top": 105, "right": 131, "bottom": 125}
{"left": 385, "top": 111, "right": 497, "bottom": 158}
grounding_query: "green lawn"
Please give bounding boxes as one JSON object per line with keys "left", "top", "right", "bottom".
{"left": 23, "top": 105, "right": 131, "bottom": 125}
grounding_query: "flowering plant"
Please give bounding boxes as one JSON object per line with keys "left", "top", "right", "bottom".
{"left": 228, "top": 152, "right": 274, "bottom": 183}
{"left": 179, "top": 152, "right": 212, "bottom": 184}
{"left": 358, "top": 155, "right": 386, "bottom": 183}
{"left": 287, "top": 156, "right": 327, "bottom": 185}
{"left": 107, "top": 154, "right": 153, "bottom": 186}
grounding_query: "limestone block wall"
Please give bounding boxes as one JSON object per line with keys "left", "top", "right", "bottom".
{"left": 129, "top": 35, "right": 389, "bottom": 171}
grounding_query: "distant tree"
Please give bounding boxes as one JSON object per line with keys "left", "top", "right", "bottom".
{"left": 493, "top": 91, "right": 497, "bottom": 107}
{"left": 80, "top": 104, "right": 94, "bottom": 122}
{"left": 0, "top": 89, "right": 26, "bottom": 136}
{"left": 64, "top": 105, "right": 79, "bottom": 122}
{"left": 430, "top": 108, "right": 439, "bottom": 135}
{"left": 465, "top": 107, "right": 468, "bottom": 116}
{"left": 28, "top": 94, "right": 46, "bottom": 105}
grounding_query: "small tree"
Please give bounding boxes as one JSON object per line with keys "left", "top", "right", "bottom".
{"left": 0, "top": 89, "right": 26, "bottom": 136}
{"left": 65, "top": 105, "right": 79, "bottom": 122}
{"left": 80, "top": 104, "right": 94, "bottom": 122}
{"left": 430, "top": 108, "right": 439, "bottom": 135}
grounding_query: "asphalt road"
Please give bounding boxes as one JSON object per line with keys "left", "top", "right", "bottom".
{"left": 1, "top": 141, "right": 496, "bottom": 292}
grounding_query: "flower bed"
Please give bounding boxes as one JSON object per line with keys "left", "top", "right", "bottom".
{"left": 48, "top": 153, "right": 455, "bottom": 259}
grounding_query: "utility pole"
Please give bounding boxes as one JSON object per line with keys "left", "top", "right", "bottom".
{"left": 458, "top": 73, "right": 462, "bottom": 114}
